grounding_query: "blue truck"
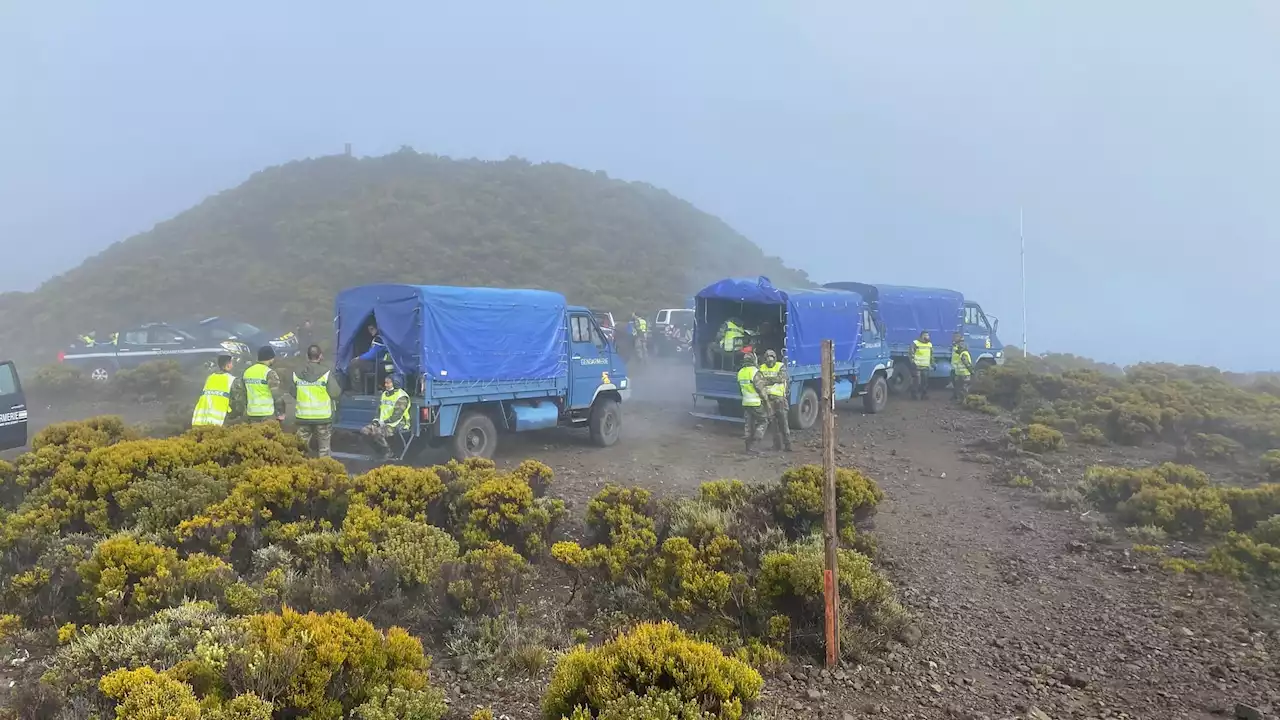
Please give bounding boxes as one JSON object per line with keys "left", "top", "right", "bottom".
{"left": 331, "top": 284, "right": 630, "bottom": 461}
{"left": 689, "top": 277, "right": 892, "bottom": 427}
{"left": 822, "top": 282, "right": 1005, "bottom": 393}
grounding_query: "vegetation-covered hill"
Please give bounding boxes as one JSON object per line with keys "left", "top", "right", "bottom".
{"left": 1, "top": 149, "right": 809, "bottom": 362}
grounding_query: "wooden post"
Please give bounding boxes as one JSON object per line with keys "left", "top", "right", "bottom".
{"left": 820, "top": 338, "right": 841, "bottom": 666}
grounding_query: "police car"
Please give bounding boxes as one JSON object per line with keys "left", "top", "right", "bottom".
{"left": 182, "top": 317, "right": 301, "bottom": 359}
{"left": 60, "top": 322, "right": 250, "bottom": 382}
{"left": 0, "top": 360, "right": 27, "bottom": 451}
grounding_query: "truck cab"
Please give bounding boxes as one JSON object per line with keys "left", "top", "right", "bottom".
{"left": 962, "top": 302, "right": 1005, "bottom": 369}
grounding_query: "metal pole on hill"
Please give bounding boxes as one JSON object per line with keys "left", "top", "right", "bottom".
{"left": 820, "top": 338, "right": 841, "bottom": 666}
{"left": 1020, "top": 207, "right": 1028, "bottom": 356}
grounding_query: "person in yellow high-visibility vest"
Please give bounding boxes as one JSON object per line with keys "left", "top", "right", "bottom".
{"left": 737, "top": 351, "right": 770, "bottom": 453}
{"left": 191, "top": 354, "right": 237, "bottom": 427}
{"left": 757, "top": 349, "right": 792, "bottom": 452}
{"left": 909, "top": 330, "right": 933, "bottom": 401}
{"left": 234, "top": 346, "right": 285, "bottom": 422}
{"left": 291, "top": 344, "right": 342, "bottom": 457}
{"left": 951, "top": 332, "right": 974, "bottom": 402}
{"left": 360, "top": 374, "right": 410, "bottom": 461}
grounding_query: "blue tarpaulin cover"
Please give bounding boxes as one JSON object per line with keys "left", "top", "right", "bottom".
{"left": 824, "top": 282, "right": 963, "bottom": 347}
{"left": 334, "top": 284, "right": 568, "bottom": 382}
{"left": 695, "top": 276, "right": 863, "bottom": 367}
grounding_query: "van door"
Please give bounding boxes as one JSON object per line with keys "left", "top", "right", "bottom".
{"left": 0, "top": 361, "right": 28, "bottom": 451}
{"left": 568, "top": 312, "right": 610, "bottom": 410}
{"left": 962, "top": 303, "right": 993, "bottom": 353}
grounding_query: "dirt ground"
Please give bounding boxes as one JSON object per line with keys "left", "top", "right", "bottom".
{"left": 14, "top": 361, "right": 1280, "bottom": 720}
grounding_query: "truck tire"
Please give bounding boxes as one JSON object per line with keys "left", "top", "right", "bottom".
{"left": 790, "top": 385, "right": 820, "bottom": 430}
{"left": 862, "top": 375, "right": 888, "bottom": 414}
{"left": 452, "top": 412, "right": 498, "bottom": 460}
{"left": 589, "top": 397, "right": 622, "bottom": 447}
{"left": 887, "top": 358, "right": 909, "bottom": 395}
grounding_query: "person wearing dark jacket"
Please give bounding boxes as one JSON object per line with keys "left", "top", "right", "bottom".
{"left": 290, "top": 344, "right": 342, "bottom": 457}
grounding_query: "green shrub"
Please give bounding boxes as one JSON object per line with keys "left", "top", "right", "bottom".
{"left": 594, "top": 690, "right": 717, "bottom": 720}
{"left": 231, "top": 608, "right": 431, "bottom": 720}
{"left": 371, "top": 518, "right": 459, "bottom": 588}
{"left": 774, "top": 465, "right": 882, "bottom": 542}
{"left": 459, "top": 473, "right": 566, "bottom": 557}
{"left": 112, "top": 359, "right": 190, "bottom": 401}
{"left": 1252, "top": 515, "right": 1280, "bottom": 546}
{"left": 448, "top": 541, "right": 527, "bottom": 614}
{"left": 962, "top": 394, "right": 1000, "bottom": 415}
{"left": 757, "top": 535, "right": 907, "bottom": 661}
{"left": 353, "top": 685, "right": 448, "bottom": 720}
{"left": 1125, "top": 525, "right": 1169, "bottom": 544}
{"left": 1222, "top": 485, "right": 1280, "bottom": 531}
{"left": 99, "top": 666, "right": 201, "bottom": 720}
{"left": 645, "top": 533, "right": 741, "bottom": 616}
{"left": 1262, "top": 450, "right": 1280, "bottom": 480}
{"left": 78, "top": 534, "right": 184, "bottom": 619}
{"left": 1119, "top": 484, "right": 1233, "bottom": 538}
{"left": 1189, "top": 433, "right": 1245, "bottom": 461}
{"left": 541, "top": 621, "right": 762, "bottom": 720}
{"left": 1008, "top": 423, "right": 1064, "bottom": 453}
{"left": 1201, "top": 533, "right": 1280, "bottom": 586}
{"left": 1009, "top": 475, "right": 1034, "bottom": 489}
{"left": 116, "top": 468, "right": 234, "bottom": 541}
{"left": 27, "top": 363, "right": 97, "bottom": 399}
{"left": 1078, "top": 424, "right": 1108, "bottom": 445}
{"left": 698, "top": 479, "right": 751, "bottom": 510}
{"left": 582, "top": 485, "right": 659, "bottom": 581}
{"left": 348, "top": 465, "right": 446, "bottom": 520}
{"left": 207, "top": 693, "right": 275, "bottom": 720}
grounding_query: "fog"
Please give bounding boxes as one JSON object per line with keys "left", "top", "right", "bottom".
{"left": 2, "top": 1, "right": 1277, "bottom": 369}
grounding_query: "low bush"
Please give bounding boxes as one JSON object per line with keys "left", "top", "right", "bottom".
{"left": 1078, "top": 424, "right": 1108, "bottom": 445}
{"left": 1189, "top": 433, "right": 1245, "bottom": 461}
{"left": 99, "top": 666, "right": 202, "bottom": 720}
{"left": 541, "top": 622, "right": 763, "bottom": 720}
{"left": 27, "top": 363, "right": 98, "bottom": 399}
{"left": 112, "top": 360, "right": 192, "bottom": 402}
{"left": 1262, "top": 450, "right": 1280, "bottom": 480}
{"left": 459, "top": 474, "right": 566, "bottom": 557}
{"left": 1008, "top": 424, "right": 1064, "bottom": 453}
{"left": 962, "top": 394, "right": 1000, "bottom": 415}
{"left": 773, "top": 465, "right": 882, "bottom": 542}
{"left": 448, "top": 542, "right": 528, "bottom": 614}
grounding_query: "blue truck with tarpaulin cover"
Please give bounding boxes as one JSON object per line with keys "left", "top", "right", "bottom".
{"left": 690, "top": 277, "right": 892, "bottom": 427}
{"left": 331, "top": 284, "right": 629, "bottom": 461}
{"left": 822, "top": 282, "right": 1005, "bottom": 393}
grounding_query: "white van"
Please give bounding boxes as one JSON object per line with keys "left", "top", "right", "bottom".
{"left": 654, "top": 308, "right": 694, "bottom": 330}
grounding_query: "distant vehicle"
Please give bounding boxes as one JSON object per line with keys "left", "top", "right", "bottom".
{"left": 333, "top": 284, "right": 630, "bottom": 461}
{"left": 184, "top": 317, "right": 301, "bottom": 358}
{"left": 591, "top": 310, "right": 616, "bottom": 341}
{"left": 823, "top": 282, "right": 1005, "bottom": 393}
{"left": 654, "top": 308, "right": 693, "bottom": 331}
{"left": 60, "top": 322, "right": 249, "bottom": 382}
{"left": 691, "top": 276, "right": 892, "bottom": 427}
{"left": 0, "top": 360, "right": 27, "bottom": 451}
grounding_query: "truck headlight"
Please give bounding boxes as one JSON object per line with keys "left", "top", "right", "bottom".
{"left": 996, "top": 351, "right": 1003, "bottom": 358}
{"left": 619, "top": 378, "right": 628, "bottom": 389}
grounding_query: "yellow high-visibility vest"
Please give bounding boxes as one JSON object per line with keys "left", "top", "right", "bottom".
{"left": 722, "top": 321, "right": 744, "bottom": 352}
{"left": 379, "top": 388, "right": 410, "bottom": 429}
{"left": 758, "top": 361, "right": 787, "bottom": 397}
{"left": 912, "top": 340, "right": 933, "bottom": 369}
{"left": 737, "top": 366, "right": 762, "bottom": 407}
{"left": 952, "top": 347, "right": 973, "bottom": 377}
{"left": 242, "top": 363, "right": 274, "bottom": 418}
{"left": 191, "top": 372, "right": 235, "bottom": 427}
{"left": 294, "top": 371, "right": 333, "bottom": 421}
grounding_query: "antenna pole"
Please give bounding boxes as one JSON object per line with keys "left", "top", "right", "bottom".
{"left": 1020, "top": 208, "right": 1027, "bottom": 357}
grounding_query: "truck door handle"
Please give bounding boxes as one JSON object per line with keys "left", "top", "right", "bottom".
{"left": 572, "top": 355, "right": 582, "bottom": 360}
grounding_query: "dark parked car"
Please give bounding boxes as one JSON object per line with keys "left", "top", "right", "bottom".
{"left": 61, "top": 322, "right": 249, "bottom": 382}
{"left": 184, "top": 317, "right": 301, "bottom": 358}
{"left": 0, "top": 360, "right": 27, "bottom": 451}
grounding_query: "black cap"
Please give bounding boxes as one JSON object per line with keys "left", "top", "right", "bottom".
{"left": 257, "top": 345, "right": 276, "bottom": 361}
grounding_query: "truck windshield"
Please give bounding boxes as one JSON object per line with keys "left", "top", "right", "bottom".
{"left": 963, "top": 305, "right": 990, "bottom": 332}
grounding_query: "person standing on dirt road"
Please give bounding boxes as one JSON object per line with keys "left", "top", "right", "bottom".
{"left": 235, "top": 345, "right": 286, "bottom": 423}
{"left": 910, "top": 330, "right": 934, "bottom": 400}
{"left": 738, "top": 351, "right": 770, "bottom": 453}
{"left": 291, "top": 344, "right": 342, "bottom": 458}
{"left": 758, "top": 349, "right": 793, "bottom": 451}
{"left": 191, "top": 354, "right": 238, "bottom": 427}
{"left": 951, "top": 332, "right": 973, "bottom": 402}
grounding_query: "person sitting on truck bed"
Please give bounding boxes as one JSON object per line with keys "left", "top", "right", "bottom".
{"left": 712, "top": 317, "right": 748, "bottom": 370}
{"left": 909, "top": 330, "right": 934, "bottom": 401}
{"left": 361, "top": 374, "right": 410, "bottom": 461}
{"left": 349, "top": 321, "right": 392, "bottom": 391}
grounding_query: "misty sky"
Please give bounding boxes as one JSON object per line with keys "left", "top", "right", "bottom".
{"left": 3, "top": 2, "right": 1278, "bottom": 370}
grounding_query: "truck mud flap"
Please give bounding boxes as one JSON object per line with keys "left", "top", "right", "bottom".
{"left": 688, "top": 410, "right": 745, "bottom": 424}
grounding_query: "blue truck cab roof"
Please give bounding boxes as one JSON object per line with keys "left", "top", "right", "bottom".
{"left": 824, "top": 281, "right": 964, "bottom": 347}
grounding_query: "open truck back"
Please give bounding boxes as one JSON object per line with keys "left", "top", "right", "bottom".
{"left": 690, "top": 276, "right": 891, "bottom": 428}
{"left": 331, "top": 284, "right": 628, "bottom": 461}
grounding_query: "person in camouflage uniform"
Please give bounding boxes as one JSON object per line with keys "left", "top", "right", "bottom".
{"left": 738, "top": 351, "right": 770, "bottom": 453}
{"left": 361, "top": 374, "right": 411, "bottom": 461}
{"left": 233, "top": 346, "right": 285, "bottom": 423}
{"left": 290, "top": 344, "right": 342, "bottom": 458}
{"left": 758, "top": 349, "right": 793, "bottom": 451}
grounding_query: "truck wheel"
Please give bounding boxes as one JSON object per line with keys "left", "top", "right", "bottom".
{"left": 790, "top": 385, "right": 820, "bottom": 430}
{"left": 862, "top": 375, "right": 888, "bottom": 414}
{"left": 589, "top": 397, "right": 622, "bottom": 447}
{"left": 887, "top": 359, "right": 909, "bottom": 395}
{"left": 89, "top": 366, "right": 113, "bottom": 383}
{"left": 452, "top": 412, "right": 498, "bottom": 460}
{"left": 975, "top": 358, "right": 995, "bottom": 375}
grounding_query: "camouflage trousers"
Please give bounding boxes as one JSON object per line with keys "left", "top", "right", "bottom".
{"left": 743, "top": 403, "right": 769, "bottom": 447}
{"left": 766, "top": 396, "right": 792, "bottom": 449}
{"left": 952, "top": 372, "right": 971, "bottom": 401}
{"left": 296, "top": 423, "right": 332, "bottom": 458}
{"left": 361, "top": 422, "right": 403, "bottom": 457}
